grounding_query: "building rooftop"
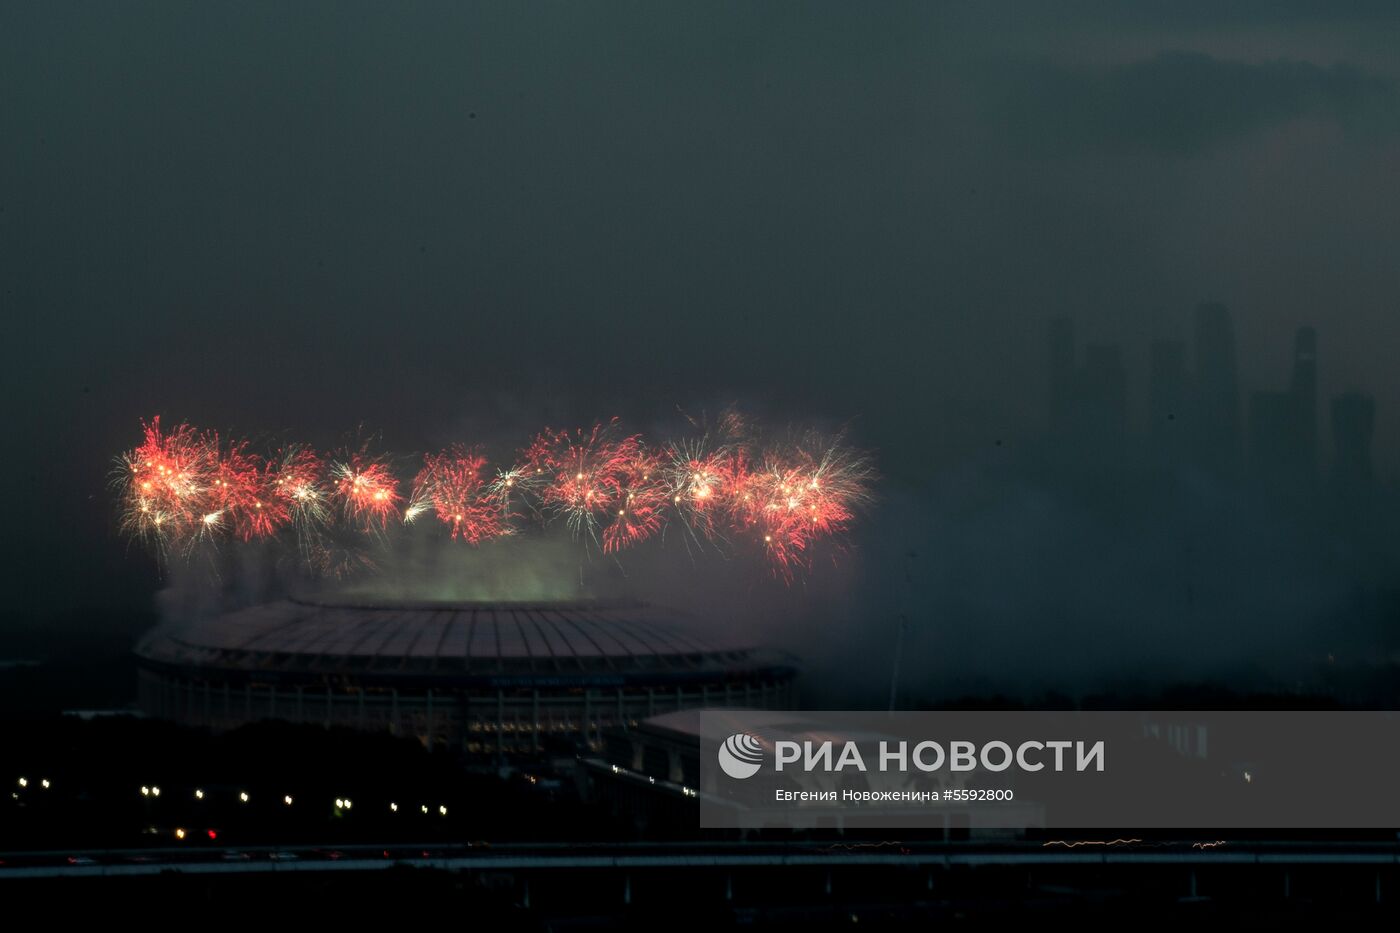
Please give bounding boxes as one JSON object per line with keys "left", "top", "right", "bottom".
{"left": 136, "top": 598, "right": 790, "bottom": 683}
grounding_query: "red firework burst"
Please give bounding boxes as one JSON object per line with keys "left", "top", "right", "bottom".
{"left": 664, "top": 441, "right": 733, "bottom": 542}
{"left": 206, "top": 440, "right": 288, "bottom": 541}
{"left": 523, "top": 421, "right": 642, "bottom": 544}
{"left": 331, "top": 450, "right": 401, "bottom": 531}
{"left": 603, "top": 446, "right": 666, "bottom": 553}
{"left": 268, "top": 445, "right": 327, "bottom": 522}
{"left": 114, "top": 417, "right": 218, "bottom": 551}
{"left": 265, "top": 445, "right": 329, "bottom": 562}
{"left": 114, "top": 415, "right": 874, "bottom": 581}
{"left": 732, "top": 434, "right": 873, "bottom": 577}
{"left": 409, "top": 446, "right": 511, "bottom": 544}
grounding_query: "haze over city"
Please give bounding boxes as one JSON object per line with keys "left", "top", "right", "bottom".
{"left": 2, "top": 2, "right": 1399, "bottom": 701}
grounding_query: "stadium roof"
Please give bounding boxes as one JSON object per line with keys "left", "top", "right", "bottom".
{"left": 136, "top": 598, "right": 791, "bottom": 685}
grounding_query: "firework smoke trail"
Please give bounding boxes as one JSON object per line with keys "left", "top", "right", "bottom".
{"left": 114, "top": 415, "right": 875, "bottom": 581}
{"left": 407, "top": 446, "right": 512, "bottom": 544}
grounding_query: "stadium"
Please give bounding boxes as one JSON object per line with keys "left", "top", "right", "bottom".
{"left": 135, "top": 597, "right": 799, "bottom": 756}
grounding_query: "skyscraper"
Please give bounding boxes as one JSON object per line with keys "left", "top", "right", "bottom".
{"left": 1247, "top": 326, "right": 1319, "bottom": 489}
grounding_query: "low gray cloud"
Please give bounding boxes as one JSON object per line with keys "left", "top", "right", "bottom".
{"left": 985, "top": 51, "right": 1398, "bottom": 155}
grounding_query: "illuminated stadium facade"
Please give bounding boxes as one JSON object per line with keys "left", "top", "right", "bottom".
{"left": 135, "top": 598, "right": 798, "bottom": 756}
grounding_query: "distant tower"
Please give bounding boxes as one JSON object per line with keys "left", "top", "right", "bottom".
{"left": 1248, "top": 325, "right": 1320, "bottom": 490}
{"left": 1290, "top": 326, "right": 1318, "bottom": 477}
{"left": 1149, "top": 339, "right": 1187, "bottom": 452}
{"left": 1192, "top": 302, "right": 1240, "bottom": 474}
{"left": 1048, "top": 317, "right": 1076, "bottom": 434}
{"left": 1331, "top": 392, "right": 1375, "bottom": 495}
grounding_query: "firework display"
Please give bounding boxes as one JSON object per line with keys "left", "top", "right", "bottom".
{"left": 113, "top": 415, "right": 873, "bottom": 578}
{"left": 406, "top": 446, "right": 510, "bottom": 544}
{"left": 330, "top": 450, "right": 402, "bottom": 532}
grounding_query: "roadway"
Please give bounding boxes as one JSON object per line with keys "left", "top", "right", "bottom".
{"left": 3, "top": 839, "right": 1400, "bottom": 879}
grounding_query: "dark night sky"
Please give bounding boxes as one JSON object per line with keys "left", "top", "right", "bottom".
{"left": 4, "top": 3, "right": 1400, "bottom": 697}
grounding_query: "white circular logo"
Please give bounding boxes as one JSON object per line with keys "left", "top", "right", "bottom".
{"left": 718, "top": 732, "right": 764, "bottom": 779}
